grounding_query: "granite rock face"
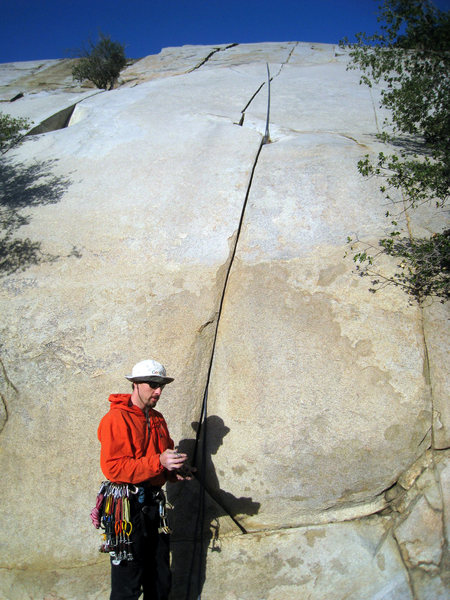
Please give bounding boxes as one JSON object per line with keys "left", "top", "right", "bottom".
{"left": 0, "top": 42, "right": 448, "bottom": 600}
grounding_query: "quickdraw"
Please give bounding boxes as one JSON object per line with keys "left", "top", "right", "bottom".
{"left": 90, "top": 481, "right": 137, "bottom": 563}
{"left": 158, "top": 494, "right": 173, "bottom": 535}
{"left": 90, "top": 481, "right": 173, "bottom": 563}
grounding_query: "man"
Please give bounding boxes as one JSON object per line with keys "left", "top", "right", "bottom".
{"left": 98, "top": 359, "right": 192, "bottom": 600}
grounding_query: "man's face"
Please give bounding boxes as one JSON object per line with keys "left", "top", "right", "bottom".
{"left": 135, "top": 381, "right": 165, "bottom": 409}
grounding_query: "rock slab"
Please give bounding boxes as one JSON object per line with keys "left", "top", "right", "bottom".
{"left": 0, "top": 42, "right": 448, "bottom": 600}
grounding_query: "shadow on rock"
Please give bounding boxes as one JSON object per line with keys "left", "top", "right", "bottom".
{"left": 0, "top": 156, "right": 80, "bottom": 275}
{"left": 168, "top": 415, "right": 260, "bottom": 600}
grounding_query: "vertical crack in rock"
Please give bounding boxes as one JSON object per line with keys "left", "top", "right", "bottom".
{"left": 420, "top": 312, "right": 436, "bottom": 451}
{"left": 238, "top": 42, "right": 296, "bottom": 127}
{"left": 274, "top": 41, "right": 298, "bottom": 77}
{"left": 286, "top": 41, "right": 298, "bottom": 63}
{"left": 0, "top": 393, "right": 8, "bottom": 434}
{"left": 186, "top": 43, "right": 238, "bottom": 73}
{"left": 194, "top": 138, "right": 266, "bottom": 533}
{"left": 0, "top": 357, "right": 18, "bottom": 434}
{"left": 392, "top": 527, "right": 419, "bottom": 600}
{"left": 238, "top": 82, "right": 266, "bottom": 125}
{"left": 402, "top": 182, "right": 434, "bottom": 452}
{"left": 194, "top": 96, "right": 270, "bottom": 530}
{"left": 384, "top": 452, "right": 448, "bottom": 598}
{"left": 369, "top": 86, "right": 381, "bottom": 135}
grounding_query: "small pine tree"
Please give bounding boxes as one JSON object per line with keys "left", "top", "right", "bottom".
{"left": 72, "top": 33, "right": 127, "bottom": 90}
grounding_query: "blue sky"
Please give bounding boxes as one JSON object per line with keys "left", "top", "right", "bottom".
{"left": 1, "top": 0, "right": 449, "bottom": 63}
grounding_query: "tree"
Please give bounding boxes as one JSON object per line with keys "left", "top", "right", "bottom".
{"left": 72, "top": 33, "right": 127, "bottom": 90}
{"left": 341, "top": 0, "right": 449, "bottom": 302}
{"left": 0, "top": 112, "right": 32, "bottom": 154}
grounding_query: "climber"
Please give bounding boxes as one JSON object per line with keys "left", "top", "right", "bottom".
{"left": 97, "top": 359, "right": 194, "bottom": 600}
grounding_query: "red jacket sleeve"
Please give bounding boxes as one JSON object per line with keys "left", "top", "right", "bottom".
{"left": 98, "top": 410, "right": 167, "bottom": 485}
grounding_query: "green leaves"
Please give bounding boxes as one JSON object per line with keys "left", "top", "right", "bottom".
{"left": 380, "top": 230, "right": 450, "bottom": 300}
{"left": 345, "top": 230, "right": 449, "bottom": 302}
{"left": 341, "top": 0, "right": 449, "bottom": 303}
{"left": 0, "top": 113, "right": 32, "bottom": 154}
{"left": 72, "top": 33, "right": 127, "bottom": 90}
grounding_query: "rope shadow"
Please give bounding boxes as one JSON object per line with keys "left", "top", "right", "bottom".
{"left": 168, "top": 416, "right": 260, "bottom": 599}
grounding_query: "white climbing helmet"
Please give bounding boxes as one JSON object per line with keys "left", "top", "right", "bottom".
{"left": 125, "top": 359, "right": 174, "bottom": 384}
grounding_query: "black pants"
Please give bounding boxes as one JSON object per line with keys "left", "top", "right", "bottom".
{"left": 110, "top": 494, "right": 171, "bottom": 600}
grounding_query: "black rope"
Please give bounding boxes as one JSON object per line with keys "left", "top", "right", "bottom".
{"left": 185, "top": 388, "right": 207, "bottom": 600}
{"left": 185, "top": 64, "right": 272, "bottom": 600}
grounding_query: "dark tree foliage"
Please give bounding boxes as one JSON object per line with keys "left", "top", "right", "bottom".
{"left": 72, "top": 33, "right": 127, "bottom": 90}
{"left": 0, "top": 158, "right": 73, "bottom": 275}
{"left": 341, "top": 0, "right": 449, "bottom": 302}
{"left": 0, "top": 113, "right": 76, "bottom": 274}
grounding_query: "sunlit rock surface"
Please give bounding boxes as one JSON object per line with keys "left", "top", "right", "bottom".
{"left": 0, "top": 42, "right": 448, "bottom": 600}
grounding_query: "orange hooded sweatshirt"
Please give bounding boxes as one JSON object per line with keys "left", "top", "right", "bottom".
{"left": 97, "top": 393, "right": 174, "bottom": 486}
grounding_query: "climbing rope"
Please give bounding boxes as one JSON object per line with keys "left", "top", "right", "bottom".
{"left": 186, "top": 63, "right": 272, "bottom": 600}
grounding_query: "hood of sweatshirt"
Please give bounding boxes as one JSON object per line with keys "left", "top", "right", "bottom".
{"left": 107, "top": 393, "right": 163, "bottom": 419}
{"left": 108, "top": 393, "right": 135, "bottom": 411}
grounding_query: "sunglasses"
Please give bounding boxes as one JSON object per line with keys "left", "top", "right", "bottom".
{"left": 141, "top": 381, "right": 165, "bottom": 389}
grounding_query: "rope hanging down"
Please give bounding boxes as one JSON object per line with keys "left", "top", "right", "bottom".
{"left": 263, "top": 63, "right": 271, "bottom": 144}
{"left": 186, "top": 63, "right": 272, "bottom": 600}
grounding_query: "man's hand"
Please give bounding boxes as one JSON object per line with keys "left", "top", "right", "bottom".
{"left": 160, "top": 449, "right": 188, "bottom": 471}
{"left": 174, "top": 464, "right": 197, "bottom": 481}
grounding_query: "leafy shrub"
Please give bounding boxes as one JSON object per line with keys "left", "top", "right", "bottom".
{"left": 341, "top": 0, "right": 449, "bottom": 303}
{"left": 72, "top": 33, "right": 127, "bottom": 90}
{"left": 0, "top": 112, "right": 32, "bottom": 153}
{"left": 348, "top": 229, "right": 449, "bottom": 302}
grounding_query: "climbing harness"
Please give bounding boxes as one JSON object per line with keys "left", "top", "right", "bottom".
{"left": 141, "top": 488, "right": 173, "bottom": 534}
{"left": 90, "top": 481, "right": 173, "bottom": 564}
